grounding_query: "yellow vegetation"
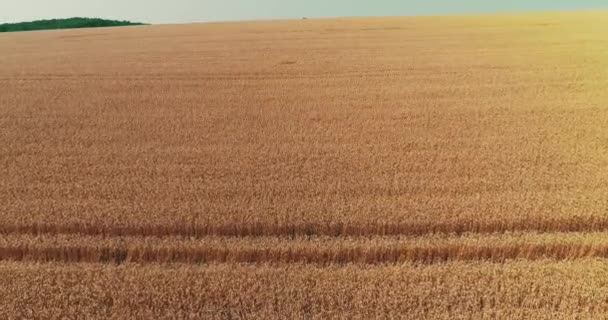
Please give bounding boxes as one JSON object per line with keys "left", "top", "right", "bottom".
{"left": 1, "top": 10, "right": 608, "bottom": 319}
{"left": 3, "top": 261, "right": 608, "bottom": 319}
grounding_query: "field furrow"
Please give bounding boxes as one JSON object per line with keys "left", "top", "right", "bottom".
{"left": 1, "top": 232, "right": 608, "bottom": 265}
{"left": 4, "top": 214, "right": 608, "bottom": 238}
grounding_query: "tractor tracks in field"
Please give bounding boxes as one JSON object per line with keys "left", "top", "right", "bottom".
{"left": 2, "top": 216, "right": 608, "bottom": 238}
{"left": 1, "top": 221, "right": 608, "bottom": 266}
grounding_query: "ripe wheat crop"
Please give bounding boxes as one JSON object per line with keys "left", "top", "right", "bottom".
{"left": 1, "top": 10, "right": 608, "bottom": 319}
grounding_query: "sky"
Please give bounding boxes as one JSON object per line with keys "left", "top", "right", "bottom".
{"left": 2, "top": 0, "right": 608, "bottom": 24}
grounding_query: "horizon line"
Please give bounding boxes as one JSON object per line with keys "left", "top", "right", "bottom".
{"left": 2, "top": 7, "right": 607, "bottom": 26}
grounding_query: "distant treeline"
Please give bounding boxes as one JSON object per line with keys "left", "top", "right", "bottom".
{"left": 0, "top": 18, "right": 145, "bottom": 33}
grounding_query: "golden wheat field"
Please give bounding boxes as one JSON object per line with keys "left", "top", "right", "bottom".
{"left": 1, "top": 10, "right": 608, "bottom": 319}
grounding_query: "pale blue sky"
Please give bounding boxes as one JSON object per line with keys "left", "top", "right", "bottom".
{"left": 2, "top": 0, "right": 608, "bottom": 24}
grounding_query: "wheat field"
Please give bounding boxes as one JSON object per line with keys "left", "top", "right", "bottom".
{"left": 1, "top": 10, "right": 608, "bottom": 319}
